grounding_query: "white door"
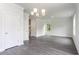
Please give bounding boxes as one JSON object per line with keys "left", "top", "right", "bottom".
{"left": 0, "top": 4, "right": 24, "bottom": 52}
{"left": 0, "top": 11, "right": 6, "bottom": 52}
{"left": 4, "top": 4, "right": 24, "bottom": 49}
{"left": 4, "top": 13, "right": 19, "bottom": 49}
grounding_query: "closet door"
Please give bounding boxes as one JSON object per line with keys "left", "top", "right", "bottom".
{"left": 4, "top": 4, "right": 24, "bottom": 49}
{"left": 0, "top": 11, "right": 6, "bottom": 52}
{"left": 5, "top": 13, "right": 20, "bottom": 48}
{"left": 0, "top": 4, "right": 24, "bottom": 51}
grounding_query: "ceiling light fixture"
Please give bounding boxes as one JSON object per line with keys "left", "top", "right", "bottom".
{"left": 31, "top": 11, "right": 34, "bottom": 15}
{"left": 30, "top": 8, "right": 46, "bottom": 17}
{"left": 42, "top": 9, "right": 45, "bottom": 13}
{"left": 41, "top": 9, "right": 46, "bottom": 16}
{"left": 33, "top": 8, "right": 38, "bottom": 13}
{"left": 36, "top": 13, "right": 39, "bottom": 17}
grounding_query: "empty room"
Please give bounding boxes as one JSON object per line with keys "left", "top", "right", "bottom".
{"left": 0, "top": 3, "right": 79, "bottom": 55}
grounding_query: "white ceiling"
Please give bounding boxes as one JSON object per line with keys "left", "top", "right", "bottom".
{"left": 17, "top": 3, "right": 76, "bottom": 19}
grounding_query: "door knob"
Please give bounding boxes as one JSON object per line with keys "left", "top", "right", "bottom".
{"left": 5, "top": 32, "right": 8, "bottom": 35}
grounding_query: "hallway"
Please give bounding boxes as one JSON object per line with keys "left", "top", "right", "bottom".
{"left": 0, "top": 36, "right": 78, "bottom": 55}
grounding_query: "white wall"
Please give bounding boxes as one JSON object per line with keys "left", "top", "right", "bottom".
{"left": 0, "top": 3, "right": 25, "bottom": 52}
{"left": 31, "top": 19, "right": 37, "bottom": 36}
{"left": 24, "top": 12, "right": 29, "bottom": 40}
{"left": 45, "top": 17, "right": 73, "bottom": 37}
{"left": 36, "top": 19, "right": 45, "bottom": 37}
{"left": 30, "top": 18, "right": 45, "bottom": 37}
{"left": 36, "top": 17, "right": 73, "bottom": 37}
{"left": 73, "top": 4, "right": 79, "bottom": 54}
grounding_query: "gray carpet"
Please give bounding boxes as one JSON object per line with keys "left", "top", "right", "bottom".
{"left": 0, "top": 36, "right": 78, "bottom": 55}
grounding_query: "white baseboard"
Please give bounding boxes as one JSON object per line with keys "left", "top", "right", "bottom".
{"left": 36, "top": 34, "right": 45, "bottom": 37}
{"left": 45, "top": 34, "right": 72, "bottom": 38}
{"left": 0, "top": 49, "right": 5, "bottom": 52}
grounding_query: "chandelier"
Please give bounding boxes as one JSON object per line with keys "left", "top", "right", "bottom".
{"left": 30, "top": 8, "right": 46, "bottom": 17}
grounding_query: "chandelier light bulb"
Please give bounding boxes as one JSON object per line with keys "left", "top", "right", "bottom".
{"left": 41, "top": 9, "right": 46, "bottom": 16}
{"left": 36, "top": 13, "right": 39, "bottom": 17}
{"left": 42, "top": 9, "right": 45, "bottom": 13}
{"left": 31, "top": 11, "right": 34, "bottom": 15}
{"left": 33, "top": 8, "right": 38, "bottom": 13}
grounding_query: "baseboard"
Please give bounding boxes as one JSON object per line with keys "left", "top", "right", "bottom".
{"left": 0, "top": 49, "right": 5, "bottom": 53}
{"left": 36, "top": 34, "right": 45, "bottom": 37}
{"left": 45, "top": 34, "right": 72, "bottom": 38}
